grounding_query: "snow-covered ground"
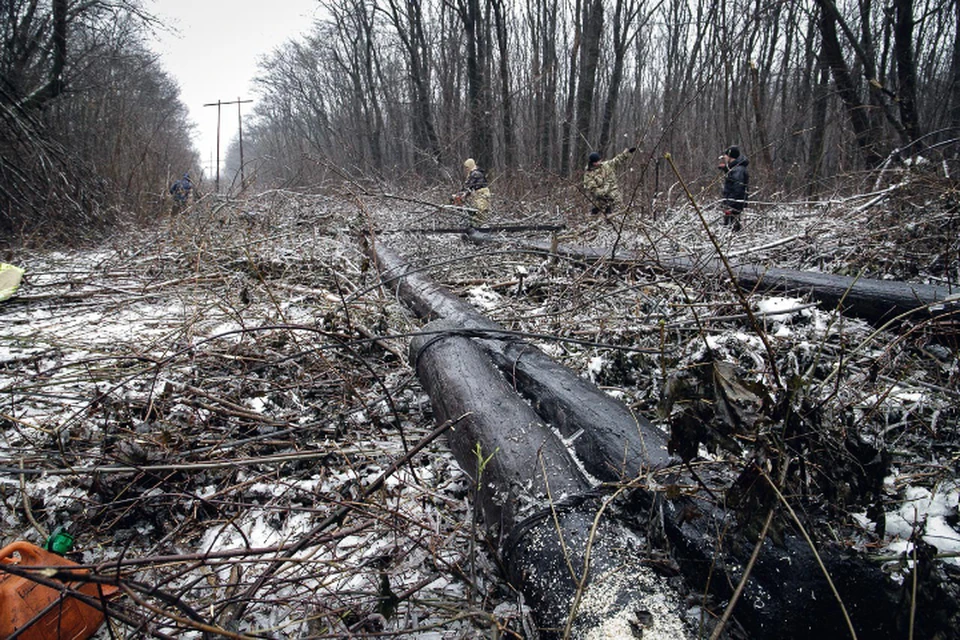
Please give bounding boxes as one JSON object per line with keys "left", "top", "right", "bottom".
{"left": 1, "top": 183, "right": 957, "bottom": 637}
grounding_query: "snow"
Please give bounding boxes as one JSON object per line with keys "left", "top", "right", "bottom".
{"left": 587, "top": 355, "right": 606, "bottom": 382}
{"left": 466, "top": 284, "right": 502, "bottom": 310}
{"left": 1, "top": 191, "right": 957, "bottom": 636}
{"left": 244, "top": 396, "right": 268, "bottom": 413}
{"left": 756, "top": 295, "right": 805, "bottom": 319}
{"left": 881, "top": 481, "right": 960, "bottom": 566}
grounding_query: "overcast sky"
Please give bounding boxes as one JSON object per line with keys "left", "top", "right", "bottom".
{"left": 150, "top": 0, "right": 320, "bottom": 180}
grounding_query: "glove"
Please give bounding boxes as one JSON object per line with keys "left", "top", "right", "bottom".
{"left": 628, "top": 147, "right": 637, "bottom": 154}
{"left": 724, "top": 210, "right": 734, "bottom": 216}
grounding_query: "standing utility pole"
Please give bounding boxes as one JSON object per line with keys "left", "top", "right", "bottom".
{"left": 203, "top": 98, "right": 253, "bottom": 193}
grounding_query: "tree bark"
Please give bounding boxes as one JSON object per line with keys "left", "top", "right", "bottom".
{"left": 384, "top": 0, "right": 443, "bottom": 166}
{"left": 815, "top": 0, "right": 884, "bottom": 167}
{"left": 952, "top": 0, "right": 960, "bottom": 135}
{"left": 892, "top": 0, "right": 922, "bottom": 146}
{"left": 597, "top": 0, "right": 635, "bottom": 155}
{"left": 457, "top": 0, "right": 494, "bottom": 170}
{"left": 559, "top": 0, "right": 581, "bottom": 177}
{"left": 492, "top": 0, "right": 516, "bottom": 169}
{"left": 533, "top": 0, "right": 559, "bottom": 169}
{"left": 807, "top": 38, "right": 831, "bottom": 193}
{"left": 16, "top": 0, "right": 67, "bottom": 112}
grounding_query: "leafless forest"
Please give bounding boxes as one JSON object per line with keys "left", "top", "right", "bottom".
{"left": 1, "top": 0, "right": 960, "bottom": 639}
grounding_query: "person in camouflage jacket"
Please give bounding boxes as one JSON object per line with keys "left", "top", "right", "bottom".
{"left": 582, "top": 147, "right": 636, "bottom": 216}
{"left": 461, "top": 158, "right": 491, "bottom": 224}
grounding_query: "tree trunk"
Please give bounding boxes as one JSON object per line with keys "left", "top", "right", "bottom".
{"left": 385, "top": 0, "right": 443, "bottom": 166}
{"left": 17, "top": 0, "right": 67, "bottom": 111}
{"left": 892, "top": 0, "right": 922, "bottom": 146}
{"left": 458, "top": 0, "right": 494, "bottom": 170}
{"left": 538, "top": 0, "right": 559, "bottom": 169}
{"left": 492, "top": 0, "right": 516, "bottom": 169}
{"left": 573, "top": 0, "right": 604, "bottom": 168}
{"left": 360, "top": 2, "right": 385, "bottom": 171}
{"left": 815, "top": 0, "right": 884, "bottom": 167}
{"left": 597, "top": 0, "right": 631, "bottom": 154}
{"left": 559, "top": 0, "right": 582, "bottom": 177}
{"left": 807, "top": 39, "right": 831, "bottom": 193}
{"left": 952, "top": 0, "right": 960, "bottom": 135}
{"left": 749, "top": 62, "right": 773, "bottom": 168}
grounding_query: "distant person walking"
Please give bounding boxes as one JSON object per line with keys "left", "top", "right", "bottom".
{"left": 582, "top": 147, "right": 636, "bottom": 217}
{"left": 718, "top": 146, "right": 749, "bottom": 231}
{"left": 170, "top": 173, "right": 193, "bottom": 211}
{"left": 459, "top": 158, "right": 491, "bottom": 225}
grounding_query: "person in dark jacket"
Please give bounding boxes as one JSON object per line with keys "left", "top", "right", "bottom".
{"left": 170, "top": 173, "right": 193, "bottom": 210}
{"left": 718, "top": 146, "right": 749, "bottom": 231}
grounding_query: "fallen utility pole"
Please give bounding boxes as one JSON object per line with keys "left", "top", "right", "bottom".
{"left": 373, "top": 241, "right": 672, "bottom": 481}
{"left": 478, "top": 232, "right": 959, "bottom": 332}
{"left": 378, "top": 223, "right": 567, "bottom": 235}
{"left": 410, "top": 318, "right": 693, "bottom": 638}
{"left": 372, "top": 240, "right": 950, "bottom": 639}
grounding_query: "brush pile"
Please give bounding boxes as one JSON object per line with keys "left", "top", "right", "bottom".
{"left": 1, "top": 171, "right": 958, "bottom": 638}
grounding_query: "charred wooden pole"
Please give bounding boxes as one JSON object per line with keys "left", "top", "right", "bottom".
{"left": 410, "top": 319, "right": 693, "bottom": 638}
{"left": 373, "top": 240, "right": 947, "bottom": 639}
{"left": 494, "top": 234, "right": 959, "bottom": 330}
{"left": 411, "top": 319, "right": 589, "bottom": 530}
{"left": 374, "top": 242, "right": 673, "bottom": 483}
{"left": 378, "top": 223, "right": 567, "bottom": 235}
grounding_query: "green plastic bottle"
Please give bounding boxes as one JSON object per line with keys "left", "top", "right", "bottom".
{"left": 43, "top": 526, "right": 75, "bottom": 555}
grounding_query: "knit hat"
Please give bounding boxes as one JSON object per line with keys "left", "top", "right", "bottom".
{"left": 464, "top": 158, "right": 476, "bottom": 170}
{"left": 588, "top": 152, "right": 601, "bottom": 164}
{"left": 724, "top": 146, "right": 741, "bottom": 159}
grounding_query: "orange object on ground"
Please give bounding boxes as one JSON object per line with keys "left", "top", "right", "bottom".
{"left": 0, "top": 541, "right": 118, "bottom": 640}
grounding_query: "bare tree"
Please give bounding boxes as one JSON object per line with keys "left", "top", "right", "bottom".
{"left": 491, "top": 0, "right": 515, "bottom": 169}
{"left": 525, "top": 0, "right": 559, "bottom": 170}
{"left": 235, "top": 0, "right": 960, "bottom": 193}
{"left": 815, "top": 0, "right": 885, "bottom": 167}
{"left": 597, "top": 0, "right": 636, "bottom": 154}
{"left": 453, "top": 0, "right": 494, "bottom": 171}
{"left": 0, "top": 0, "right": 196, "bottom": 241}
{"left": 892, "top": 0, "right": 923, "bottom": 145}
{"left": 383, "top": 0, "right": 443, "bottom": 168}
{"left": 558, "top": 0, "right": 581, "bottom": 177}
{"left": 953, "top": 0, "right": 960, "bottom": 135}
{"left": 8, "top": 0, "right": 67, "bottom": 111}
{"left": 572, "top": 0, "right": 602, "bottom": 171}
{"left": 324, "top": 0, "right": 386, "bottom": 172}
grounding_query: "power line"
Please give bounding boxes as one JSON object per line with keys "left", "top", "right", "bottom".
{"left": 203, "top": 98, "right": 253, "bottom": 193}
